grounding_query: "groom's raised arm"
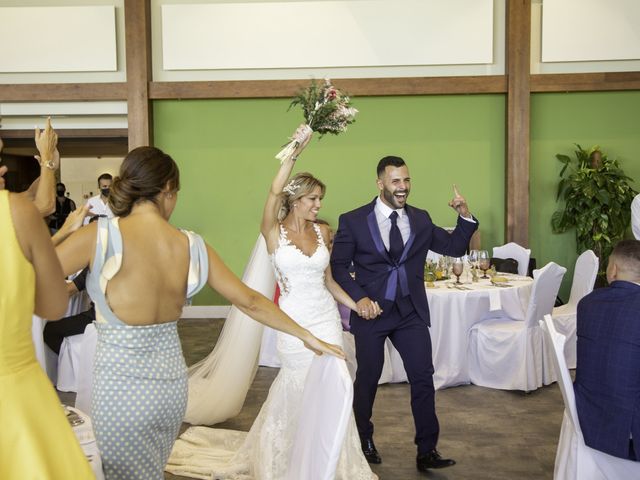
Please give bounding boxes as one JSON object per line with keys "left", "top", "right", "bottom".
{"left": 330, "top": 214, "right": 368, "bottom": 302}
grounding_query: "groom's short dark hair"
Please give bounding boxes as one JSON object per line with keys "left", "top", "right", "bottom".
{"left": 377, "top": 156, "right": 406, "bottom": 177}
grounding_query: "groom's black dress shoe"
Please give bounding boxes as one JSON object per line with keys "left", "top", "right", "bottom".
{"left": 416, "top": 450, "right": 456, "bottom": 470}
{"left": 361, "top": 438, "right": 382, "bottom": 464}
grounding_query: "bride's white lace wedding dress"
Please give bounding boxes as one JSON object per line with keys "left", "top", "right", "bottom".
{"left": 167, "top": 224, "right": 374, "bottom": 480}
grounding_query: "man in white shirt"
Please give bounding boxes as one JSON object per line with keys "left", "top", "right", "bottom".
{"left": 84, "top": 173, "right": 114, "bottom": 224}
{"left": 631, "top": 194, "right": 640, "bottom": 240}
{"left": 331, "top": 155, "right": 478, "bottom": 472}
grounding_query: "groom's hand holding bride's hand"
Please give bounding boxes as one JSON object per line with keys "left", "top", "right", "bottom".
{"left": 356, "top": 297, "right": 382, "bottom": 320}
{"left": 448, "top": 184, "right": 472, "bottom": 219}
{"left": 303, "top": 333, "right": 346, "bottom": 359}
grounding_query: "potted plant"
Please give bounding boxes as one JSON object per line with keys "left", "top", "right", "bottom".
{"left": 552, "top": 144, "right": 637, "bottom": 280}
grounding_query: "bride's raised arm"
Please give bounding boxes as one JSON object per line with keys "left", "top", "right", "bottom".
{"left": 260, "top": 125, "right": 312, "bottom": 246}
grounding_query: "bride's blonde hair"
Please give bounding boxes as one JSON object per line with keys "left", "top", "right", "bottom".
{"left": 278, "top": 172, "right": 326, "bottom": 221}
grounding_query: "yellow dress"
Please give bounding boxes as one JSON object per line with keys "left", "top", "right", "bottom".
{"left": 0, "top": 190, "right": 94, "bottom": 479}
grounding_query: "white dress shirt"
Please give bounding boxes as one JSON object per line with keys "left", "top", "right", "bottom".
{"left": 83, "top": 195, "right": 114, "bottom": 225}
{"left": 374, "top": 196, "right": 476, "bottom": 251}
{"left": 375, "top": 197, "right": 411, "bottom": 250}
{"left": 632, "top": 194, "right": 640, "bottom": 240}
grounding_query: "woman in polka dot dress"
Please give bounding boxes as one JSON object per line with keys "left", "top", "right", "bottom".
{"left": 53, "top": 146, "right": 344, "bottom": 480}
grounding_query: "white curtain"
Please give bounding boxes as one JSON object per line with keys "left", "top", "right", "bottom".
{"left": 184, "top": 235, "right": 275, "bottom": 425}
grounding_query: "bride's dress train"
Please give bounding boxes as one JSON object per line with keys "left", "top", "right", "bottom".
{"left": 167, "top": 226, "right": 374, "bottom": 479}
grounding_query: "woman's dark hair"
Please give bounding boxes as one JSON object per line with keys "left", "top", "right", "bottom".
{"left": 109, "top": 146, "right": 180, "bottom": 217}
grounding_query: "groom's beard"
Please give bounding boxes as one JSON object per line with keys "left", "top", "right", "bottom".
{"left": 382, "top": 188, "right": 409, "bottom": 209}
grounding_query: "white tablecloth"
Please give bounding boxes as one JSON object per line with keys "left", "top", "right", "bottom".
{"left": 420, "top": 275, "right": 532, "bottom": 389}
{"left": 259, "top": 275, "right": 533, "bottom": 390}
{"left": 67, "top": 405, "right": 104, "bottom": 480}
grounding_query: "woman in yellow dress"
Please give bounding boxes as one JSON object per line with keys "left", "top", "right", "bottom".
{"left": 0, "top": 188, "right": 93, "bottom": 476}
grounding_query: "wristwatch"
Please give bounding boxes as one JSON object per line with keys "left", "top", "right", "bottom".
{"left": 40, "top": 158, "right": 56, "bottom": 170}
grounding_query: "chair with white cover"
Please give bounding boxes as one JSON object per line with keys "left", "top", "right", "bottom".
{"left": 552, "top": 250, "right": 599, "bottom": 369}
{"left": 468, "top": 262, "right": 566, "bottom": 391}
{"left": 74, "top": 323, "right": 99, "bottom": 414}
{"left": 286, "top": 355, "right": 353, "bottom": 480}
{"left": 493, "top": 242, "right": 532, "bottom": 277}
{"left": 542, "top": 315, "right": 640, "bottom": 480}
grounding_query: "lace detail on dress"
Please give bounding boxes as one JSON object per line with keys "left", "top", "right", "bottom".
{"left": 168, "top": 223, "right": 375, "bottom": 480}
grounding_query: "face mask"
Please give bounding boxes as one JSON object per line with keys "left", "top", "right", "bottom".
{"left": 100, "top": 188, "right": 110, "bottom": 197}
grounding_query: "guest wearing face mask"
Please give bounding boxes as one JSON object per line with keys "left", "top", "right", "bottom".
{"left": 48, "top": 183, "right": 76, "bottom": 232}
{"left": 84, "top": 173, "right": 114, "bottom": 225}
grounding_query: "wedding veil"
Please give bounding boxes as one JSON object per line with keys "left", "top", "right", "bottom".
{"left": 184, "top": 235, "right": 275, "bottom": 425}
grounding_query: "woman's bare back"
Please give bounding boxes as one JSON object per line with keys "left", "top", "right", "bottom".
{"left": 104, "top": 214, "right": 190, "bottom": 326}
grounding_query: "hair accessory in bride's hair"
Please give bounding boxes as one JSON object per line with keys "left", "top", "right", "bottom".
{"left": 283, "top": 180, "right": 300, "bottom": 196}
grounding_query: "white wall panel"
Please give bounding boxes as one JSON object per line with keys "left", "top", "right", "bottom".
{"left": 542, "top": 0, "right": 640, "bottom": 62}
{"left": 161, "top": 0, "right": 493, "bottom": 71}
{"left": 0, "top": 6, "right": 117, "bottom": 73}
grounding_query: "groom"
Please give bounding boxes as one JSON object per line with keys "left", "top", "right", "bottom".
{"left": 331, "top": 155, "right": 478, "bottom": 471}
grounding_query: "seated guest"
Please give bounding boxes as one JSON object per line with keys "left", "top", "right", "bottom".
{"left": 574, "top": 239, "right": 640, "bottom": 461}
{"left": 43, "top": 266, "right": 95, "bottom": 354}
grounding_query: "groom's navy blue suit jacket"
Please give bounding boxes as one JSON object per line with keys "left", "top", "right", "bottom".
{"left": 574, "top": 280, "right": 640, "bottom": 461}
{"left": 331, "top": 198, "right": 478, "bottom": 326}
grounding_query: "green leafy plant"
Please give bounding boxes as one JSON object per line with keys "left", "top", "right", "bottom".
{"left": 552, "top": 144, "right": 637, "bottom": 278}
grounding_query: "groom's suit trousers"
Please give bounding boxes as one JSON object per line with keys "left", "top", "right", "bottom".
{"left": 351, "top": 295, "right": 439, "bottom": 454}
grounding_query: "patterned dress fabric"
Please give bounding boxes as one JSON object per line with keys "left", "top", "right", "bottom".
{"left": 86, "top": 217, "right": 208, "bottom": 480}
{"left": 168, "top": 223, "right": 374, "bottom": 480}
{"left": 0, "top": 190, "right": 93, "bottom": 479}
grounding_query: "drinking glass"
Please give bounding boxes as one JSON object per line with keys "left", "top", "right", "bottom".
{"left": 478, "top": 250, "right": 491, "bottom": 279}
{"left": 452, "top": 257, "right": 464, "bottom": 284}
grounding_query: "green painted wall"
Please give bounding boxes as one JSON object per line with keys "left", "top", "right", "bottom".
{"left": 154, "top": 94, "right": 506, "bottom": 305}
{"left": 530, "top": 91, "right": 640, "bottom": 298}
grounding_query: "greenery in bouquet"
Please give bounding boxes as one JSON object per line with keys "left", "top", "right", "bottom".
{"left": 289, "top": 79, "right": 358, "bottom": 136}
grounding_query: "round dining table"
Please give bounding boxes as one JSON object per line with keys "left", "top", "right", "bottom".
{"left": 258, "top": 274, "right": 534, "bottom": 390}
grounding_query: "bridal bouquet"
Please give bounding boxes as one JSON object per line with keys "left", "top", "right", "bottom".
{"left": 275, "top": 79, "right": 358, "bottom": 163}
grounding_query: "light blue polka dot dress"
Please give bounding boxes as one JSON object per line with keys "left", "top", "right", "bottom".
{"left": 86, "top": 217, "right": 208, "bottom": 480}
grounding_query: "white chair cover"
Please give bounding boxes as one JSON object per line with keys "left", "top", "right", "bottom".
{"left": 32, "top": 289, "right": 91, "bottom": 383}
{"left": 468, "top": 262, "right": 566, "bottom": 391}
{"left": 493, "top": 242, "right": 532, "bottom": 276}
{"left": 542, "top": 315, "right": 640, "bottom": 480}
{"left": 32, "top": 315, "right": 58, "bottom": 382}
{"left": 285, "top": 355, "right": 353, "bottom": 480}
{"left": 74, "top": 323, "right": 98, "bottom": 413}
{"left": 552, "top": 250, "right": 598, "bottom": 369}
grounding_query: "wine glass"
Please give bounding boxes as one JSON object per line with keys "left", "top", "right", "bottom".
{"left": 452, "top": 257, "right": 464, "bottom": 285}
{"left": 468, "top": 249, "right": 479, "bottom": 269}
{"left": 478, "top": 250, "right": 491, "bottom": 279}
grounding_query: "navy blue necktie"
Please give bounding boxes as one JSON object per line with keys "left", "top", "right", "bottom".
{"left": 388, "top": 211, "right": 404, "bottom": 263}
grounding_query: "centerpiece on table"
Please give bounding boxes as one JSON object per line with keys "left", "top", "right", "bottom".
{"left": 275, "top": 79, "right": 358, "bottom": 163}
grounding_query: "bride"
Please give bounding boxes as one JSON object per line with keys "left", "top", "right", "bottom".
{"left": 168, "top": 127, "right": 379, "bottom": 479}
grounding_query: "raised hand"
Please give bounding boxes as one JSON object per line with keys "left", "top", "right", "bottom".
{"left": 290, "top": 123, "right": 313, "bottom": 160}
{"left": 34, "top": 117, "right": 59, "bottom": 167}
{"left": 448, "top": 184, "right": 471, "bottom": 218}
